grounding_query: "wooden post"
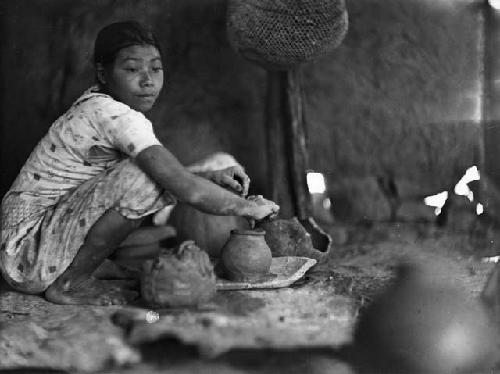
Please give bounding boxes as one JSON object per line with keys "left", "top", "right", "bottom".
{"left": 481, "top": 262, "right": 500, "bottom": 326}
{"left": 285, "top": 68, "right": 311, "bottom": 220}
{"left": 482, "top": 2, "right": 500, "bottom": 219}
{"left": 265, "top": 70, "right": 293, "bottom": 217}
{"left": 264, "top": 68, "right": 312, "bottom": 219}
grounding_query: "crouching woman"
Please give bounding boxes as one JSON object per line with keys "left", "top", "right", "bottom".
{"left": 0, "top": 21, "right": 279, "bottom": 306}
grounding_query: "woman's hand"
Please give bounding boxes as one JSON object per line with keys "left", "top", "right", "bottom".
{"left": 136, "top": 145, "right": 269, "bottom": 218}
{"left": 242, "top": 195, "right": 280, "bottom": 221}
{"left": 207, "top": 166, "right": 250, "bottom": 196}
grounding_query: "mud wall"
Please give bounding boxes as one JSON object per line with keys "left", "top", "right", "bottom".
{"left": 0, "top": 0, "right": 269, "bottom": 197}
{"left": 0, "top": 0, "right": 482, "bottom": 222}
{"left": 303, "top": 0, "right": 482, "bottom": 221}
{"left": 306, "top": 0, "right": 481, "bottom": 182}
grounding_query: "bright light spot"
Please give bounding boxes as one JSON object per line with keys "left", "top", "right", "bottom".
{"left": 477, "top": 203, "right": 484, "bottom": 215}
{"left": 482, "top": 255, "right": 500, "bottom": 263}
{"left": 490, "top": 0, "right": 500, "bottom": 10}
{"left": 146, "top": 311, "right": 160, "bottom": 323}
{"left": 462, "top": 87, "right": 482, "bottom": 122}
{"left": 323, "top": 197, "right": 331, "bottom": 210}
{"left": 424, "top": 191, "right": 449, "bottom": 215}
{"left": 437, "top": 323, "right": 469, "bottom": 364}
{"left": 454, "top": 166, "right": 479, "bottom": 202}
{"left": 307, "top": 172, "right": 326, "bottom": 194}
{"left": 462, "top": 165, "right": 479, "bottom": 183}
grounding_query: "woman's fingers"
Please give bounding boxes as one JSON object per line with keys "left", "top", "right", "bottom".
{"left": 231, "top": 167, "right": 250, "bottom": 196}
{"left": 250, "top": 199, "right": 280, "bottom": 220}
{"left": 215, "top": 166, "right": 250, "bottom": 195}
{"left": 247, "top": 195, "right": 266, "bottom": 204}
{"left": 221, "top": 173, "right": 243, "bottom": 192}
{"left": 257, "top": 204, "right": 279, "bottom": 220}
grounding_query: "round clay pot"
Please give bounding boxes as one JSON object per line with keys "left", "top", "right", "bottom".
{"left": 219, "top": 229, "right": 272, "bottom": 282}
{"left": 354, "top": 263, "right": 498, "bottom": 374}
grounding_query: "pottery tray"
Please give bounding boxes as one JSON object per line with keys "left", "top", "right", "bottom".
{"left": 215, "top": 256, "right": 317, "bottom": 291}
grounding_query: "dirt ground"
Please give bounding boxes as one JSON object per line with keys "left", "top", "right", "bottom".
{"left": 1, "top": 221, "right": 499, "bottom": 374}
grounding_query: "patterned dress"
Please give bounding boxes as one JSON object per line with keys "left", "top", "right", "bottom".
{"left": 0, "top": 86, "right": 175, "bottom": 293}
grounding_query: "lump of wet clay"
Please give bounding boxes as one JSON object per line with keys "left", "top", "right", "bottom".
{"left": 219, "top": 229, "right": 273, "bottom": 282}
{"left": 141, "top": 241, "right": 216, "bottom": 308}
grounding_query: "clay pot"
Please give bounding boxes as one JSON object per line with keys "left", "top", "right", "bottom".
{"left": 168, "top": 203, "right": 249, "bottom": 258}
{"left": 353, "top": 263, "right": 498, "bottom": 374}
{"left": 141, "top": 241, "right": 216, "bottom": 308}
{"left": 219, "top": 229, "right": 272, "bottom": 282}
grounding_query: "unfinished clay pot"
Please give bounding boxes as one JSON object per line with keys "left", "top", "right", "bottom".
{"left": 141, "top": 241, "right": 216, "bottom": 308}
{"left": 258, "top": 217, "right": 332, "bottom": 263}
{"left": 219, "top": 229, "right": 272, "bottom": 282}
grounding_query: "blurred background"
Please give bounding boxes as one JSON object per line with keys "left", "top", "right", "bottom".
{"left": 0, "top": 0, "right": 495, "bottom": 230}
{"left": 2, "top": 2, "right": 500, "bottom": 373}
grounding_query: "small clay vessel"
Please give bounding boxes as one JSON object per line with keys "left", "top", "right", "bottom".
{"left": 219, "top": 229, "right": 272, "bottom": 282}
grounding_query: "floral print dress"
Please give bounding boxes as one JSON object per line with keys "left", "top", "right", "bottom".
{"left": 0, "top": 86, "right": 174, "bottom": 293}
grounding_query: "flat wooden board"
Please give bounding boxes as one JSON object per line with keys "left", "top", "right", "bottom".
{"left": 216, "top": 256, "right": 317, "bottom": 291}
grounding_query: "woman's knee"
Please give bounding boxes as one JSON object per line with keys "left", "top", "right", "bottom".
{"left": 112, "top": 159, "right": 157, "bottom": 189}
{"left": 106, "top": 159, "right": 165, "bottom": 202}
{"left": 186, "top": 152, "right": 241, "bottom": 173}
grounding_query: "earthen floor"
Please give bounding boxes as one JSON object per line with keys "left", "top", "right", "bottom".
{"left": 1, "top": 222, "right": 498, "bottom": 374}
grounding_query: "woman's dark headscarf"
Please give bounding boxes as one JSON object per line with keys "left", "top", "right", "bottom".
{"left": 94, "top": 21, "right": 161, "bottom": 65}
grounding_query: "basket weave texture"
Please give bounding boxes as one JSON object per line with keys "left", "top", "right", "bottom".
{"left": 227, "top": 0, "right": 348, "bottom": 70}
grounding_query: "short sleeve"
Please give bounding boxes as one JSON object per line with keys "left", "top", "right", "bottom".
{"left": 95, "top": 98, "right": 162, "bottom": 157}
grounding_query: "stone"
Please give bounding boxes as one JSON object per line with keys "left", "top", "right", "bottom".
{"left": 258, "top": 217, "right": 332, "bottom": 262}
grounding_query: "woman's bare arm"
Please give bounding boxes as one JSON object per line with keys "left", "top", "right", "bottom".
{"left": 135, "top": 145, "right": 278, "bottom": 220}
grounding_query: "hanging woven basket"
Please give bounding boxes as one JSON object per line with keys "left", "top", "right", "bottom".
{"left": 226, "top": 0, "right": 348, "bottom": 70}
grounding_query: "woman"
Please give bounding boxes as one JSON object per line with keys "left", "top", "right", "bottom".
{"left": 0, "top": 21, "right": 279, "bottom": 306}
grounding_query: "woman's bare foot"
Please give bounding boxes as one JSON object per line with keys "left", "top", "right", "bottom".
{"left": 45, "top": 277, "right": 138, "bottom": 306}
{"left": 44, "top": 209, "right": 144, "bottom": 306}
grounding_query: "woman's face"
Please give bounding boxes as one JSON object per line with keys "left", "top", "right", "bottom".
{"left": 100, "top": 44, "right": 164, "bottom": 112}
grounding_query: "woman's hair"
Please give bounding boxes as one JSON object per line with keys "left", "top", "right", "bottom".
{"left": 94, "top": 20, "right": 161, "bottom": 65}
